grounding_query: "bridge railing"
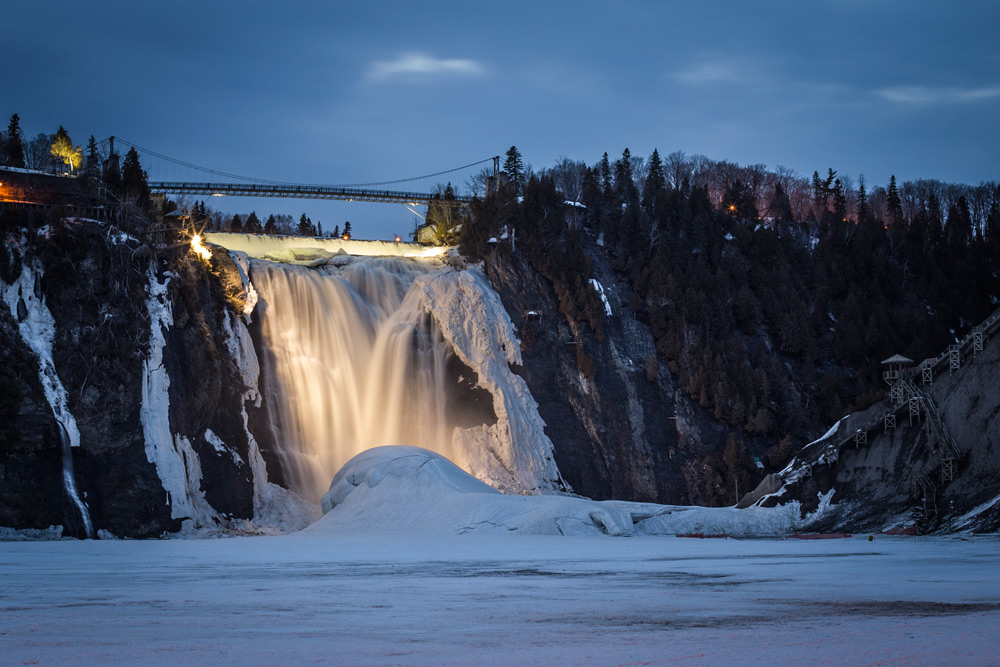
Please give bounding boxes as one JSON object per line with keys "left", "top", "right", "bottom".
{"left": 148, "top": 181, "right": 474, "bottom": 204}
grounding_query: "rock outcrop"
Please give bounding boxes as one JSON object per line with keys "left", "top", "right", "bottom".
{"left": 755, "top": 309, "right": 1000, "bottom": 533}
{"left": 0, "top": 220, "right": 280, "bottom": 537}
{"left": 482, "top": 245, "right": 735, "bottom": 506}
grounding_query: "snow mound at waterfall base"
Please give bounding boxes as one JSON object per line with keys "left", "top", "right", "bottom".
{"left": 312, "top": 447, "right": 819, "bottom": 537}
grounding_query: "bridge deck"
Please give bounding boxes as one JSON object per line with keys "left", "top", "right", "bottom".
{"left": 150, "top": 181, "right": 472, "bottom": 205}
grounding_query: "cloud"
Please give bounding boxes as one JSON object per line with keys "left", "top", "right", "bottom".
{"left": 875, "top": 84, "right": 1000, "bottom": 105}
{"left": 672, "top": 60, "right": 765, "bottom": 86}
{"left": 367, "top": 53, "right": 484, "bottom": 82}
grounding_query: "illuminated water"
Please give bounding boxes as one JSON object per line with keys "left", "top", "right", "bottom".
{"left": 251, "top": 258, "right": 462, "bottom": 501}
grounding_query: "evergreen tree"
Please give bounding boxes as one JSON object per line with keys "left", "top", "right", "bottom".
{"left": 317, "top": 221, "right": 323, "bottom": 237}
{"left": 84, "top": 135, "right": 101, "bottom": 183}
{"left": 503, "top": 146, "right": 525, "bottom": 195}
{"left": 598, "top": 152, "right": 615, "bottom": 218}
{"left": 297, "top": 213, "right": 311, "bottom": 236}
{"left": 924, "top": 192, "right": 943, "bottom": 250}
{"left": 832, "top": 179, "right": 847, "bottom": 222}
{"left": 120, "top": 147, "right": 151, "bottom": 211}
{"left": 230, "top": 214, "right": 243, "bottom": 233}
{"left": 342, "top": 221, "right": 352, "bottom": 239}
{"left": 945, "top": 196, "right": 973, "bottom": 248}
{"left": 50, "top": 126, "right": 83, "bottom": 174}
{"left": 2, "top": 114, "right": 26, "bottom": 168}
{"left": 332, "top": 224, "right": 340, "bottom": 238}
{"left": 768, "top": 182, "right": 795, "bottom": 225}
{"left": 264, "top": 214, "right": 277, "bottom": 235}
{"left": 614, "top": 148, "right": 639, "bottom": 207}
{"left": 886, "top": 175, "right": 903, "bottom": 226}
{"left": 245, "top": 211, "right": 262, "bottom": 234}
{"left": 857, "top": 178, "right": 869, "bottom": 224}
{"left": 642, "top": 148, "right": 665, "bottom": 212}
{"left": 985, "top": 194, "right": 1000, "bottom": 250}
{"left": 811, "top": 171, "right": 826, "bottom": 213}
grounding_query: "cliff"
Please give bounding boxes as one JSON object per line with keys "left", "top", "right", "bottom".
{"left": 481, "top": 243, "right": 741, "bottom": 506}
{"left": 753, "top": 308, "right": 1000, "bottom": 533}
{"left": 0, "top": 218, "right": 299, "bottom": 537}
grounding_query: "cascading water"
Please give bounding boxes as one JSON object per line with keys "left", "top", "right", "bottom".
{"left": 57, "top": 423, "right": 94, "bottom": 539}
{"left": 252, "top": 257, "right": 463, "bottom": 502}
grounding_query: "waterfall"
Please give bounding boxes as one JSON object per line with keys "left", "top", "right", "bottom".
{"left": 252, "top": 257, "right": 464, "bottom": 502}
{"left": 58, "top": 423, "right": 94, "bottom": 539}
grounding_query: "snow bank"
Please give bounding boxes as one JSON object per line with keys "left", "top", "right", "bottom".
{"left": 204, "top": 233, "right": 446, "bottom": 263}
{"left": 314, "top": 447, "right": 825, "bottom": 537}
{"left": 954, "top": 491, "right": 1000, "bottom": 531}
{"left": 412, "top": 267, "right": 566, "bottom": 494}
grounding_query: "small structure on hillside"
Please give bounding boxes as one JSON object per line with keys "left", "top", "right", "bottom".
{"left": 881, "top": 354, "right": 914, "bottom": 415}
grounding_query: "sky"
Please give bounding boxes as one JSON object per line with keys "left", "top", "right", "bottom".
{"left": 4, "top": 0, "right": 999, "bottom": 239}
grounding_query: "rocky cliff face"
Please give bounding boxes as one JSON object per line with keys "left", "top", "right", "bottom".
{"left": 481, "top": 244, "right": 740, "bottom": 506}
{"left": 756, "top": 312, "right": 1000, "bottom": 533}
{"left": 3, "top": 216, "right": 995, "bottom": 538}
{"left": 0, "top": 219, "right": 278, "bottom": 537}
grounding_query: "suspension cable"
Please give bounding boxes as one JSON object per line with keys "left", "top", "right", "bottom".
{"left": 104, "top": 137, "right": 495, "bottom": 189}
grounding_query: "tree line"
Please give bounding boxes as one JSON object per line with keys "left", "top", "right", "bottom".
{"left": 1, "top": 113, "right": 363, "bottom": 240}
{"left": 464, "top": 146, "right": 999, "bottom": 453}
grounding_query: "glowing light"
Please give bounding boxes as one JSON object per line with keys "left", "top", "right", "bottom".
{"left": 728, "top": 204, "right": 736, "bottom": 212}
{"left": 190, "top": 233, "right": 212, "bottom": 261}
{"left": 394, "top": 235, "right": 402, "bottom": 243}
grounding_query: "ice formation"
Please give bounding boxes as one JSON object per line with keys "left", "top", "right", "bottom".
{"left": 315, "top": 446, "right": 815, "bottom": 537}
{"left": 139, "top": 269, "right": 217, "bottom": 528}
{"left": 413, "top": 266, "right": 566, "bottom": 494}
{"left": 1, "top": 261, "right": 93, "bottom": 537}
{"left": 204, "top": 233, "right": 447, "bottom": 263}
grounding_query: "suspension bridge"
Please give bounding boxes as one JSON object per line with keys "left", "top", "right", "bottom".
{"left": 100, "top": 137, "right": 499, "bottom": 206}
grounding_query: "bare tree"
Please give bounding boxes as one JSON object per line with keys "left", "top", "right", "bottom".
{"left": 665, "top": 150, "right": 692, "bottom": 190}
{"left": 23, "top": 133, "right": 54, "bottom": 171}
{"left": 464, "top": 167, "right": 493, "bottom": 198}
{"left": 544, "top": 157, "right": 587, "bottom": 203}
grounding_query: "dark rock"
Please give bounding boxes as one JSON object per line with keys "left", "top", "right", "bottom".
{"left": 482, "top": 245, "right": 724, "bottom": 505}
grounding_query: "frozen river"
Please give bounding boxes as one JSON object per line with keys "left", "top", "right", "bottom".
{"left": 2, "top": 532, "right": 999, "bottom": 665}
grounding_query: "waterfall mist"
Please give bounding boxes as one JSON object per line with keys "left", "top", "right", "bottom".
{"left": 252, "top": 258, "right": 463, "bottom": 502}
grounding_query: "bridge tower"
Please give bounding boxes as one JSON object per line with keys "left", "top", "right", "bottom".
{"left": 486, "top": 155, "right": 501, "bottom": 197}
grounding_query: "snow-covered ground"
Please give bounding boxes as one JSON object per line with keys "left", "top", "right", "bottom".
{"left": 3, "top": 448, "right": 1000, "bottom": 664}
{"left": 1, "top": 532, "right": 998, "bottom": 665}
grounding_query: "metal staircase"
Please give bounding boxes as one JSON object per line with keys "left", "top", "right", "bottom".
{"left": 796, "top": 306, "right": 1000, "bottom": 529}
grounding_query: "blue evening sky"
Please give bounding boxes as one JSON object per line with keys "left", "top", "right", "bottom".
{"left": 5, "top": 1, "right": 999, "bottom": 239}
